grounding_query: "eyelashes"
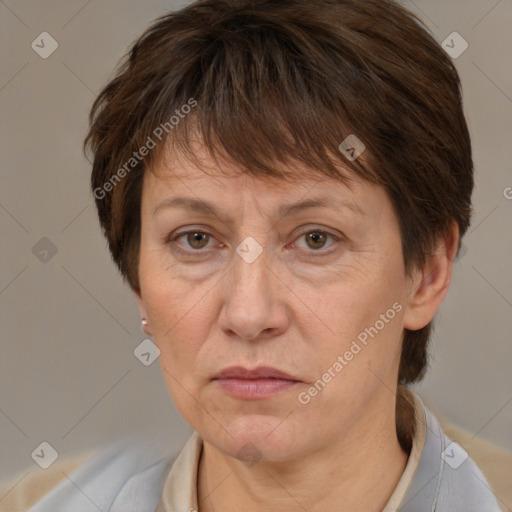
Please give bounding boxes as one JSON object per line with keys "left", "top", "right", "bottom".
{"left": 166, "top": 228, "right": 342, "bottom": 258}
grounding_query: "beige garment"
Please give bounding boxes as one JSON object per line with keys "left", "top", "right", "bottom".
{"left": 0, "top": 453, "right": 92, "bottom": 512}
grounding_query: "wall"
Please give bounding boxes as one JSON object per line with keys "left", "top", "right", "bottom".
{"left": 1, "top": 0, "right": 510, "bottom": 484}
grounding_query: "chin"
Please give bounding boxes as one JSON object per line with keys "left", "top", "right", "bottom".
{"left": 205, "top": 413, "right": 304, "bottom": 463}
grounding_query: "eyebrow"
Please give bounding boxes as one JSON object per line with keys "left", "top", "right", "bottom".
{"left": 152, "top": 196, "right": 364, "bottom": 222}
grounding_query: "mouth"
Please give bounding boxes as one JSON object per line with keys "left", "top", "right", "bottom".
{"left": 212, "top": 366, "right": 301, "bottom": 400}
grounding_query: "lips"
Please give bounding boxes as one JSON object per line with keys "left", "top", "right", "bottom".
{"left": 213, "top": 366, "right": 300, "bottom": 381}
{"left": 212, "top": 366, "right": 301, "bottom": 400}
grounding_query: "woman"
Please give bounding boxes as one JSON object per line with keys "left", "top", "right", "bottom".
{"left": 3, "top": 0, "right": 504, "bottom": 510}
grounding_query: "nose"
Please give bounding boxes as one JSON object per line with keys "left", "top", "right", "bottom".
{"left": 217, "top": 243, "right": 289, "bottom": 342}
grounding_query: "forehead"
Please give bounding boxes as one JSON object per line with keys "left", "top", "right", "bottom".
{"left": 152, "top": 137, "right": 356, "bottom": 183}
{"left": 148, "top": 144, "right": 362, "bottom": 196}
{"left": 142, "top": 144, "right": 391, "bottom": 226}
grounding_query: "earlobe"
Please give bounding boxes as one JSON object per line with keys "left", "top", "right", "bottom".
{"left": 133, "top": 290, "right": 153, "bottom": 337}
{"left": 403, "top": 222, "right": 459, "bottom": 331}
{"left": 141, "top": 318, "right": 152, "bottom": 336}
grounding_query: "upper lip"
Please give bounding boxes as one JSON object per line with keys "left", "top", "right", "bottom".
{"left": 213, "top": 366, "right": 300, "bottom": 381}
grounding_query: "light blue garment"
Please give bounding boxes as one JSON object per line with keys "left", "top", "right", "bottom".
{"left": 397, "top": 406, "right": 503, "bottom": 511}
{"left": 27, "top": 436, "right": 175, "bottom": 512}
{"left": 28, "top": 405, "right": 503, "bottom": 512}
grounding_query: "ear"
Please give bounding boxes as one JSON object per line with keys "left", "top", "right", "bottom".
{"left": 403, "top": 221, "right": 460, "bottom": 331}
{"left": 133, "top": 290, "right": 153, "bottom": 337}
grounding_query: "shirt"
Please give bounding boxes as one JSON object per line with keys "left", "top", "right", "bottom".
{"left": 6, "top": 387, "right": 503, "bottom": 511}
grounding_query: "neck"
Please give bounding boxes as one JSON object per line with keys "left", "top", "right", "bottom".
{"left": 197, "top": 391, "right": 412, "bottom": 512}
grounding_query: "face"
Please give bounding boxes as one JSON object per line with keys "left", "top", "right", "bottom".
{"left": 136, "top": 148, "right": 417, "bottom": 463}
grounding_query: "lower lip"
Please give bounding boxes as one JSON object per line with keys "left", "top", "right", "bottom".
{"left": 215, "top": 378, "right": 300, "bottom": 399}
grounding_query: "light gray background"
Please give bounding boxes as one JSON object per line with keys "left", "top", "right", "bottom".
{"left": 1, "top": 0, "right": 511, "bottom": 485}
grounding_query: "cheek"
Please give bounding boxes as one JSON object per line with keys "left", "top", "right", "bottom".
{"left": 143, "top": 277, "right": 214, "bottom": 421}
{"left": 297, "top": 265, "right": 406, "bottom": 389}
{"left": 139, "top": 268, "right": 209, "bottom": 376}
{"left": 301, "top": 271, "right": 396, "bottom": 344}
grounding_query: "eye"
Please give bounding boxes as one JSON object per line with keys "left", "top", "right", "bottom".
{"left": 169, "top": 230, "right": 218, "bottom": 254}
{"left": 167, "top": 227, "right": 340, "bottom": 257}
{"left": 293, "top": 230, "right": 338, "bottom": 252}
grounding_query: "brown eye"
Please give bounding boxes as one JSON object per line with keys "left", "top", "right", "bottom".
{"left": 305, "top": 231, "right": 329, "bottom": 250}
{"left": 186, "top": 231, "right": 210, "bottom": 249}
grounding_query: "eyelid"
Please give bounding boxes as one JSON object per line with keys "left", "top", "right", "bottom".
{"left": 167, "top": 228, "right": 220, "bottom": 256}
{"left": 166, "top": 225, "right": 343, "bottom": 256}
{"left": 290, "top": 227, "right": 341, "bottom": 252}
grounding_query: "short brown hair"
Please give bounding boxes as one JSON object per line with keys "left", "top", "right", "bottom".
{"left": 84, "top": 0, "right": 473, "bottom": 391}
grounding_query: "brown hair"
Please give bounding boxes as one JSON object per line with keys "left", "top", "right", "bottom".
{"left": 84, "top": 0, "right": 473, "bottom": 429}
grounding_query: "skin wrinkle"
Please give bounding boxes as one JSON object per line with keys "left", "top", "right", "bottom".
{"left": 134, "top": 146, "right": 457, "bottom": 512}
{"left": 85, "top": 0, "right": 473, "bottom": 393}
